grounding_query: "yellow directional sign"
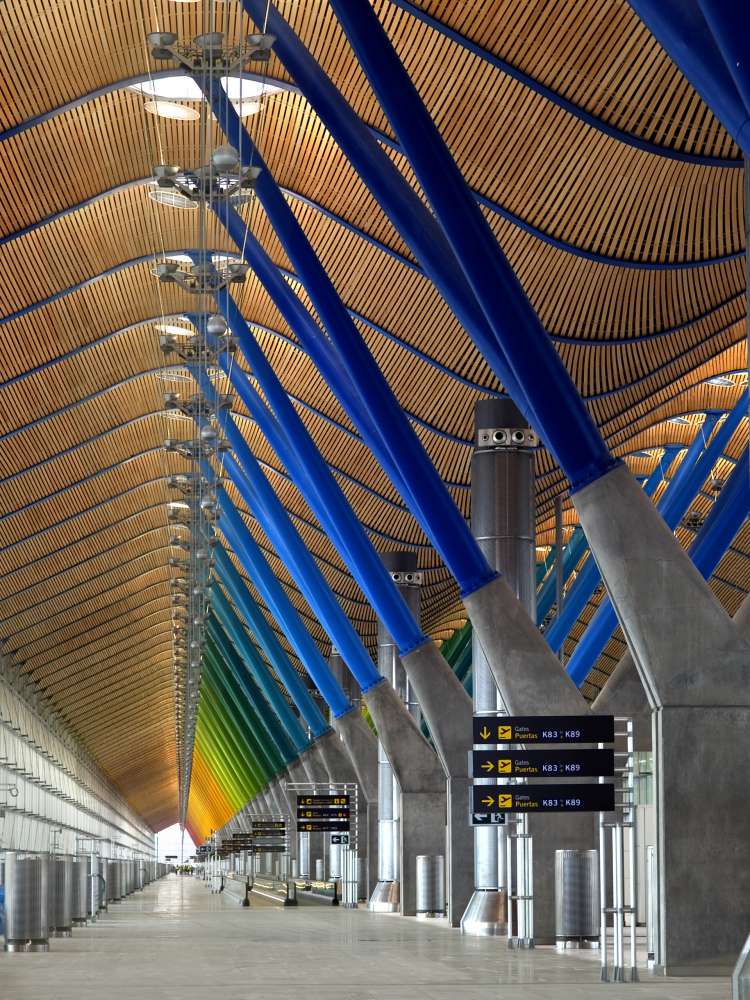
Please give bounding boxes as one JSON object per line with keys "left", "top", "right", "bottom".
{"left": 471, "top": 748, "right": 615, "bottom": 779}
{"left": 481, "top": 795, "right": 495, "bottom": 808}
{"left": 478, "top": 726, "right": 491, "bottom": 741}
{"left": 497, "top": 725, "right": 512, "bottom": 741}
{"left": 498, "top": 794, "right": 513, "bottom": 809}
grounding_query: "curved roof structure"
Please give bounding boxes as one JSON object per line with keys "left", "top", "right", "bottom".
{"left": 0, "top": 0, "right": 747, "bottom": 839}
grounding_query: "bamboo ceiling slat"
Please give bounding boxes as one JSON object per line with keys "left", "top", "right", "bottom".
{"left": 0, "top": 0, "right": 747, "bottom": 827}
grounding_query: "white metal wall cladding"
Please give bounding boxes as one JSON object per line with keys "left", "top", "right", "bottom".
{"left": 0, "top": 668, "right": 155, "bottom": 856}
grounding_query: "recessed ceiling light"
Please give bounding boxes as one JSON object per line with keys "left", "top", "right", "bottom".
{"left": 144, "top": 99, "right": 201, "bottom": 121}
{"left": 148, "top": 187, "right": 198, "bottom": 210}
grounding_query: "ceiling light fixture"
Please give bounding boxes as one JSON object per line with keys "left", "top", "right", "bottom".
{"left": 148, "top": 185, "right": 198, "bottom": 210}
{"left": 157, "top": 322, "right": 194, "bottom": 337}
{"left": 130, "top": 74, "right": 278, "bottom": 103}
{"left": 143, "top": 99, "right": 200, "bottom": 121}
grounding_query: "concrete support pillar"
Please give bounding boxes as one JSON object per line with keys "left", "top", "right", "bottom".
{"left": 300, "top": 744, "right": 329, "bottom": 878}
{"left": 317, "top": 727, "right": 370, "bottom": 894}
{"left": 462, "top": 398, "right": 536, "bottom": 935}
{"left": 287, "top": 757, "right": 310, "bottom": 875}
{"left": 574, "top": 465, "right": 750, "bottom": 972}
{"left": 369, "top": 552, "right": 424, "bottom": 914}
{"left": 333, "top": 707, "right": 379, "bottom": 899}
{"left": 363, "top": 680, "right": 446, "bottom": 917}
{"left": 592, "top": 650, "right": 651, "bottom": 751}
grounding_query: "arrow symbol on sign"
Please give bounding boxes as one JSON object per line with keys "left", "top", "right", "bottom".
{"left": 479, "top": 726, "right": 491, "bottom": 740}
{"left": 481, "top": 795, "right": 495, "bottom": 807}
{"left": 481, "top": 761, "right": 494, "bottom": 772}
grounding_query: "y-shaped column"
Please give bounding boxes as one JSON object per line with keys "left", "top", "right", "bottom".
{"left": 574, "top": 465, "right": 750, "bottom": 973}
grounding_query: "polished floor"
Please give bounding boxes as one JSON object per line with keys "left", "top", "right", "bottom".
{"left": 0, "top": 874, "right": 729, "bottom": 999}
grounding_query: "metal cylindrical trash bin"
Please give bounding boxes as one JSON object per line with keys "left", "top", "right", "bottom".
{"left": 315, "top": 858, "right": 324, "bottom": 882}
{"left": 71, "top": 858, "right": 89, "bottom": 926}
{"left": 49, "top": 855, "right": 74, "bottom": 937}
{"left": 416, "top": 855, "right": 445, "bottom": 918}
{"left": 555, "top": 849, "right": 599, "bottom": 949}
{"left": 107, "top": 860, "right": 122, "bottom": 903}
{"left": 4, "top": 853, "right": 50, "bottom": 952}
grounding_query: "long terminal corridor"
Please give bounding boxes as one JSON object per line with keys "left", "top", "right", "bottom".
{"left": 0, "top": 875, "right": 730, "bottom": 1000}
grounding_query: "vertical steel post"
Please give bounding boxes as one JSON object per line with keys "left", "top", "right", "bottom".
{"left": 462, "top": 399, "right": 537, "bottom": 936}
{"left": 554, "top": 495, "right": 565, "bottom": 663}
{"left": 369, "top": 552, "right": 421, "bottom": 912}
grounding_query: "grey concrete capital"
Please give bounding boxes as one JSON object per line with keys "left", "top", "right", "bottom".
{"left": 574, "top": 464, "right": 750, "bottom": 707}
{"left": 464, "top": 575, "right": 586, "bottom": 714}
{"left": 401, "top": 639, "right": 473, "bottom": 778}
{"left": 363, "top": 680, "right": 444, "bottom": 793}
{"left": 333, "top": 708, "right": 378, "bottom": 802}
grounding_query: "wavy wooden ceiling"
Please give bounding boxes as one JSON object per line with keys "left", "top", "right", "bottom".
{"left": 0, "top": 0, "right": 747, "bottom": 830}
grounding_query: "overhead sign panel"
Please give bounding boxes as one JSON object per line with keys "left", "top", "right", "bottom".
{"left": 297, "top": 795, "right": 349, "bottom": 807}
{"left": 472, "top": 783, "right": 615, "bottom": 814}
{"left": 296, "top": 808, "right": 350, "bottom": 820}
{"left": 298, "top": 820, "right": 351, "bottom": 833}
{"left": 471, "top": 748, "right": 614, "bottom": 778}
{"left": 473, "top": 715, "right": 615, "bottom": 745}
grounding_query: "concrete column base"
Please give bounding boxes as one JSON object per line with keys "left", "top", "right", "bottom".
{"left": 446, "top": 775, "right": 474, "bottom": 927}
{"left": 400, "top": 789, "right": 447, "bottom": 917}
{"left": 655, "top": 706, "right": 750, "bottom": 975}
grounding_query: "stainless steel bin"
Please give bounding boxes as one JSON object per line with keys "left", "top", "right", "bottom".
{"left": 416, "top": 855, "right": 445, "bottom": 918}
{"left": 554, "top": 849, "right": 599, "bottom": 949}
